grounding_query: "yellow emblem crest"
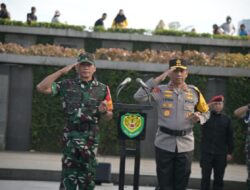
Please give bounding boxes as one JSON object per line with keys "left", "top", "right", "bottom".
{"left": 176, "top": 59, "right": 182, "bottom": 66}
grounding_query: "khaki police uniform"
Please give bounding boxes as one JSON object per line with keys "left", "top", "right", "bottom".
{"left": 134, "top": 78, "right": 209, "bottom": 152}
{"left": 134, "top": 59, "right": 209, "bottom": 190}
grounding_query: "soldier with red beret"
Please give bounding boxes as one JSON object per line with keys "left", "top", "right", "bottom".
{"left": 200, "top": 95, "right": 234, "bottom": 190}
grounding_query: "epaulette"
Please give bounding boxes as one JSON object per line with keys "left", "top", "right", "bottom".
{"left": 187, "top": 85, "right": 209, "bottom": 113}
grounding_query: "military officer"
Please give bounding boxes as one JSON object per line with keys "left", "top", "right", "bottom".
{"left": 134, "top": 58, "right": 210, "bottom": 190}
{"left": 200, "top": 95, "right": 234, "bottom": 190}
{"left": 234, "top": 103, "right": 250, "bottom": 190}
{"left": 36, "top": 52, "right": 113, "bottom": 190}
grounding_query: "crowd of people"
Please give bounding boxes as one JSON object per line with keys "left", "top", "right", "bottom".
{"left": 94, "top": 9, "right": 128, "bottom": 29}
{"left": 0, "top": 3, "right": 128, "bottom": 29}
{"left": 0, "top": 2, "right": 249, "bottom": 35}
{"left": 212, "top": 16, "right": 248, "bottom": 36}
{"left": 212, "top": 16, "right": 249, "bottom": 36}
{"left": 157, "top": 16, "right": 249, "bottom": 36}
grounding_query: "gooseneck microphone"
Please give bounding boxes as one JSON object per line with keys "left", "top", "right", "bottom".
{"left": 116, "top": 77, "right": 132, "bottom": 103}
{"left": 119, "top": 77, "right": 132, "bottom": 87}
{"left": 136, "top": 78, "right": 149, "bottom": 89}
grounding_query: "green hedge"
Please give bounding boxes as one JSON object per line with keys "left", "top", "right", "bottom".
{"left": 1, "top": 19, "right": 249, "bottom": 41}
{"left": 0, "top": 19, "right": 85, "bottom": 31}
{"left": 154, "top": 29, "right": 250, "bottom": 40}
{"left": 31, "top": 65, "right": 249, "bottom": 163}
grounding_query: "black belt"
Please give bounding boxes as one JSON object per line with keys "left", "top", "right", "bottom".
{"left": 65, "top": 122, "right": 96, "bottom": 132}
{"left": 160, "top": 126, "right": 192, "bottom": 136}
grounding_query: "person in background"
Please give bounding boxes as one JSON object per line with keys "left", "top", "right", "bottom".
{"left": 234, "top": 103, "right": 250, "bottom": 190}
{"left": 239, "top": 24, "right": 248, "bottom": 36}
{"left": 51, "top": 10, "right": 61, "bottom": 23}
{"left": 191, "top": 28, "right": 196, "bottom": 33}
{"left": 27, "top": 6, "right": 37, "bottom": 24}
{"left": 0, "top": 3, "right": 10, "bottom": 19}
{"left": 36, "top": 52, "right": 113, "bottom": 190}
{"left": 111, "top": 9, "right": 128, "bottom": 29}
{"left": 220, "top": 16, "right": 236, "bottom": 35}
{"left": 134, "top": 58, "right": 210, "bottom": 190}
{"left": 94, "top": 13, "right": 107, "bottom": 28}
{"left": 155, "top": 19, "right": 168, "bottom": 31}
{"left": 200, "top": 95, "right": 234, "bottom": 190}
{"left": 212, "top": 24, "right": 223, "bottom": 35}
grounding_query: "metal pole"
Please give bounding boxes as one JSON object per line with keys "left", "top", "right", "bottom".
{"left": 119, "top": 139, "right": 126, "bottom": 190}
{"left": 133, "top": 139, "right": 141, "bottom": 190}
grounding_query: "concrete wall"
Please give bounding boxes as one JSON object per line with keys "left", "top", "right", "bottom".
{"left": 5, "top": 65, "right": 33, "bottom": 150}
{"left": 53, "top": 37, "right": 85, "bottom": 49}
{"left": 0, "top": 65, "right": 9, "bottom": 150}
{"left": 102, "top": 40, "right": 133, "bottom": 51}
{"left": 5, "top": 34, "right": 36, "bottom": 47}
{"left": 205, "top": 77, "right": 227, "bottom": 100}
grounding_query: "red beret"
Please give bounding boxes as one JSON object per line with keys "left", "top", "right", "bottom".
{"left": 209, "top": 95, "right": 224, "bottom": 103}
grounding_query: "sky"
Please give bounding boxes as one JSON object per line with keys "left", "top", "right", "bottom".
{"left": 4, "top": 0, "right": 250, "bottom": 34}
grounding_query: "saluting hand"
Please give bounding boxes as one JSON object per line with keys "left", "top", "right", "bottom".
{"left": 60, "top": 62, "right": 78, "bottom": 75}
{"left": 154, "top": 67, "right": 175, "bottom": 84}
{"left": 162, "top": 67, "right": 175, "bottom": 81}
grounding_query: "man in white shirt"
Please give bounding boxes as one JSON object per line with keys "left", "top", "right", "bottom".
{"left": 220, "top": 16, "right": 236, "bottom": 35}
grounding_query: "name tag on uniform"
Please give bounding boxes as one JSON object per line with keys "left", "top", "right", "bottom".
{"left": 162, "top": 102, "right": 173, "bottom": 108}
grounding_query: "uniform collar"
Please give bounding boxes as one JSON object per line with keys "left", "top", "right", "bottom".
{"left": 167, "top": 82, "right": 189, "bottom": 92}
{"left": 211, "top": 110, "right": 222, "bottom": 115}
{"left": 76, "top": 76, "right": 99, "bottom": 86}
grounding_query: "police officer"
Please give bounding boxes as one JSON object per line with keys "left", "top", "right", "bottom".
{"left": 37, "top": 52, "right": 113, "bottom": 190}
{"left": 200, "top": 95, "right": 233, "bottom": 190}
{"left": 134, "top": 58, "right": 210, "bottom": 190}
{"left": 234, "top": 103, "right": 250, "bottom": 190}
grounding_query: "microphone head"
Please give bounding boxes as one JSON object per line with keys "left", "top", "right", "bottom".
{"left": 136, "top": 78, "right": 149, "bottom": 89}
{"left": 119, "top": 77, "right": 132, "bottom": 86}
{"left": 126, "top": 77, "right": 132, "bottom": 83}
{"left": 136, "top": 78, "right": 142, "bottom": 83}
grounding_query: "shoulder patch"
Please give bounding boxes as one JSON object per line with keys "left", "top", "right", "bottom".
{"left": 187, "top": 84, "right": 209, "bottom": 113}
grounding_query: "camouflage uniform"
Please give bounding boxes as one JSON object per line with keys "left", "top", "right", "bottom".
{"left": 244, "top": 109, "right": 250, "bottom": 189}
{"left": 51, "top": 77, "right": 113, "bottom": 190}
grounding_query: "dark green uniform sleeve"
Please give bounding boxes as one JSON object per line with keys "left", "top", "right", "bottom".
{"left": 51, "top": 81, "right": 64, "bottom": 96}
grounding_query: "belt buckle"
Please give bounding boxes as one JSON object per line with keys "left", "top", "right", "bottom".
{"left": 180, "top": 130, "right": 186, "bottom": 136}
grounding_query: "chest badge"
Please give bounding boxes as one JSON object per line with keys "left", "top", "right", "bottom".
{"left": 164, "top": 109, "right": 171, "bottom": 117}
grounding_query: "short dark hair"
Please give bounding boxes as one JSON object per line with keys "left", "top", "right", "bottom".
{"left": 1, "top": 3, "right": 6, "bottom": 9}
{"left": 240, "top": 24, "right": 245, "bottom": 28}
{"left": 226, "top": 16, "right": 231, "bottom": 21}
